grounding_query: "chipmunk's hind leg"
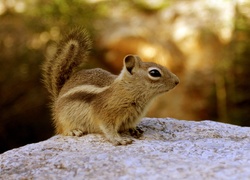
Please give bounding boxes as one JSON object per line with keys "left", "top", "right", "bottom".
{"left": 99, "top": 123, "right": 133, "bottom": 145}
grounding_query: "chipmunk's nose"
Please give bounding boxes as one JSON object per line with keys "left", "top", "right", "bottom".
{"left": 175, "top": 79, "right": 179, "bottom": 85}
{"left": 173, "top": 75, "right": 180, "bottom": 85}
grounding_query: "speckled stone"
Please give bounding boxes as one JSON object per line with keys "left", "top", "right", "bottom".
{"left": 1, "top": 118, "right": 250, "bottom": 179}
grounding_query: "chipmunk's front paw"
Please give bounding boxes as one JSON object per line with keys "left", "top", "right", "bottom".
{"left": 111, "top": 137, "right": 133, "bottom": 146}
{"left": 129, "top": 126, "right": 144, "bottom": 139}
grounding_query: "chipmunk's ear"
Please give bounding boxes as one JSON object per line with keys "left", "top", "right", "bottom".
{"left": 124, "top": 55, "right": 141, "bottom": 75}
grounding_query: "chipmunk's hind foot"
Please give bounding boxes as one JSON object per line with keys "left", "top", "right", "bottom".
{"left": 68, "top": 129, "right": 86, "bottom": 136}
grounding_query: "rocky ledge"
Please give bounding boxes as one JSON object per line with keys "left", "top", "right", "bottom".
{"left": 1, "top": 118, "right": 250, "bottom": 179}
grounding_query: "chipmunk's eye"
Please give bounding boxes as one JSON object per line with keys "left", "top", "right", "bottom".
{"left": 148, "top": 67, "right": 162, "bottom": 80}
{"left": 149, "top": 69, "right": 161, "bottom": 77}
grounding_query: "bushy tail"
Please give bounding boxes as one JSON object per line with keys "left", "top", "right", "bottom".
{"left": 42, "top": 27, "right": 92, "bottom": 101}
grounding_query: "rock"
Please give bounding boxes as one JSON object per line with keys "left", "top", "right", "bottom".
{"left": 1, "top": 118, "right": 250, "bottom": 179}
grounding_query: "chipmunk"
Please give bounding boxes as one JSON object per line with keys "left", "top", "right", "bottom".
{"left": 42, "top": 28, "right": 179, "bottom": 145}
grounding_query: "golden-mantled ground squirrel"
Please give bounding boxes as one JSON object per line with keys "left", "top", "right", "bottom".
{"left": 42, "top": 28, "right": 179, "bottom": 145}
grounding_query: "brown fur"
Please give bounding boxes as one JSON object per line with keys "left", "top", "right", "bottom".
{"left": 42, "top": 28, "right": 179, "bottom": 145}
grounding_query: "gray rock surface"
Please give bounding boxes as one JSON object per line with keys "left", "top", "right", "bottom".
{"left": 1, "top": 118, "right": 250, "bottom": 180}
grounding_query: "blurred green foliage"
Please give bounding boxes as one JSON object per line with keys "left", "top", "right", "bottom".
{"left": 225, "top": 4, "right": 250, "bottom": 125}
{"left": 208, "top": 4, "right": 250, "bottom": 126}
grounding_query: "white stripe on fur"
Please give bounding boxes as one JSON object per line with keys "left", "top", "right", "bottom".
{"left": 60, "top": 85, "right": 109, "bottom": 99}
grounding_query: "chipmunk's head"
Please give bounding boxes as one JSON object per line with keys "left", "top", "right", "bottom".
{"left": 121, "top": 54, "right": 179, "bottom": 95}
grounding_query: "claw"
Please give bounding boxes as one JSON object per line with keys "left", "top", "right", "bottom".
{"left": 129, "top": 126, "right": 144, "bottom": 138}
{"left": 112, "top": 137, "right": 133, "bottom": 146}
{"left": 68, "top": 129, "right": 85, "bottom": 136}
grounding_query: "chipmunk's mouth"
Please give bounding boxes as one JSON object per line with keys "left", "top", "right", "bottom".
{"left": 158, "top": 89, "right": 169, "bottom": 94}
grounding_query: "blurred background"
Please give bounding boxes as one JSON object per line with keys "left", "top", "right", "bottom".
{"left": 1, "top": 0, "right": 250, "bottom": 153}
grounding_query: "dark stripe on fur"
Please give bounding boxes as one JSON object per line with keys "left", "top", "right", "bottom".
{"left": 65, "top": 92, "right": 97, "bottom": 103}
